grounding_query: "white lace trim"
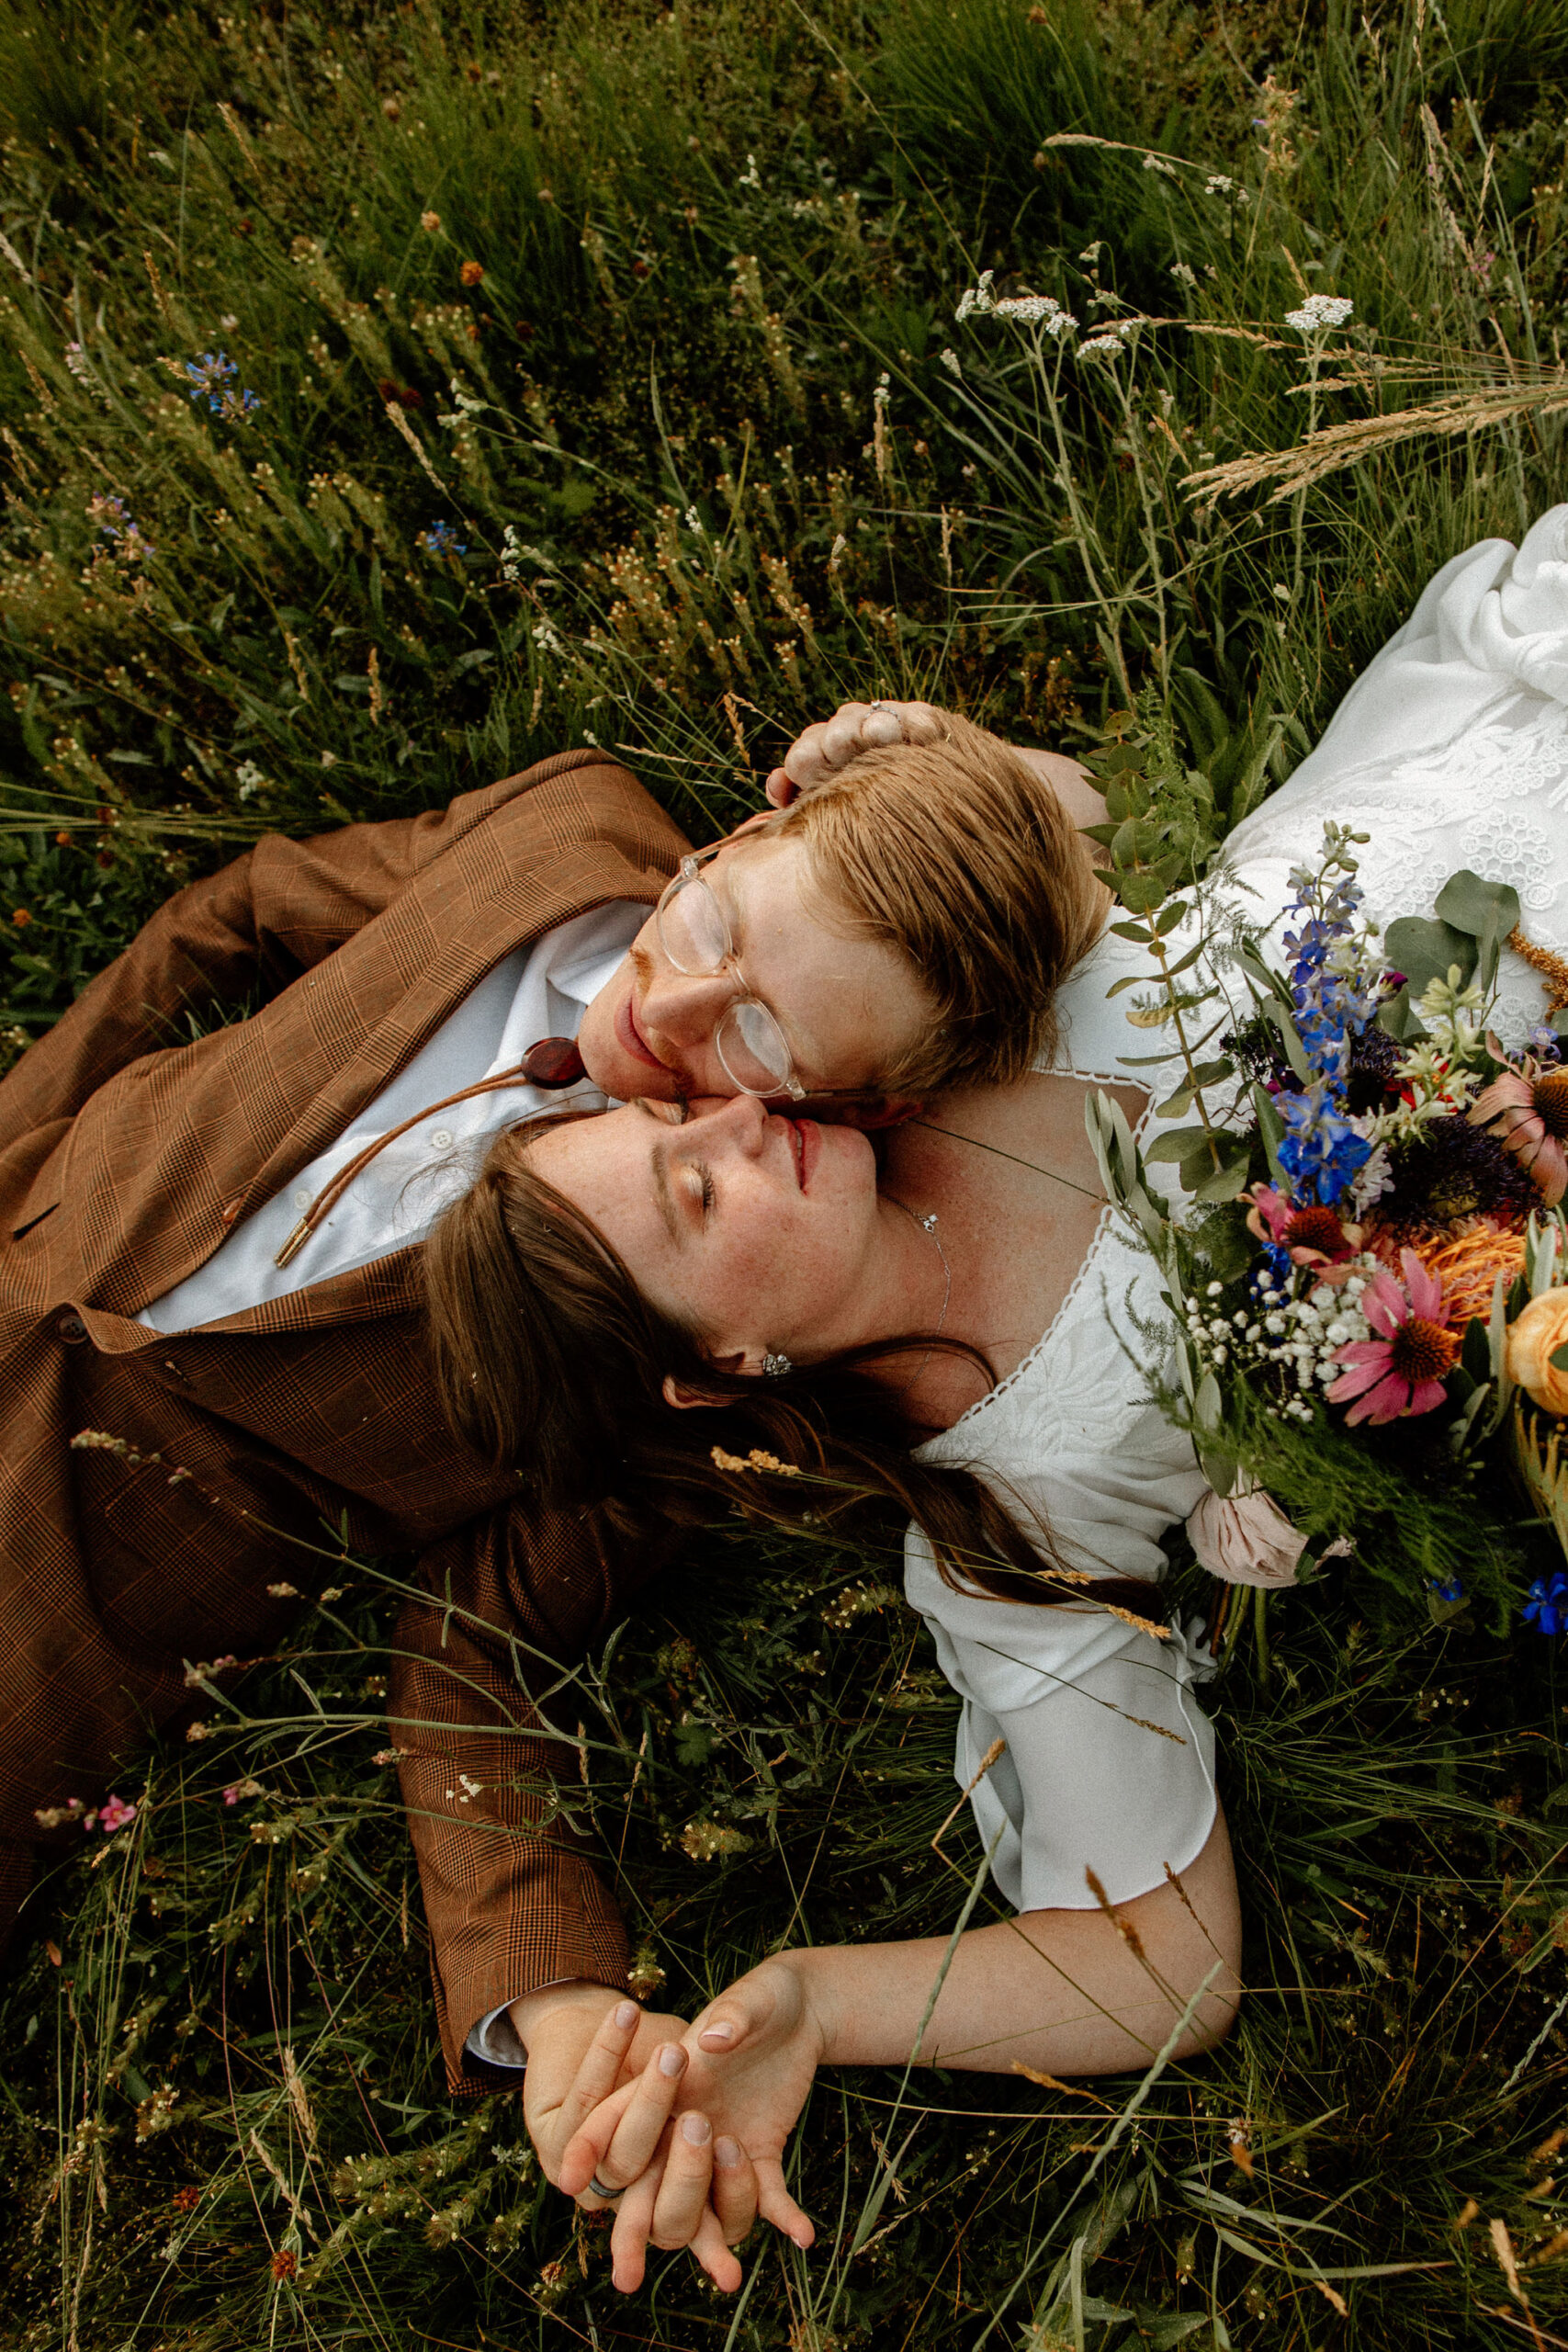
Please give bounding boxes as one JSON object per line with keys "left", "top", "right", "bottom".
{"left": 936, "top": 1065, "right": 1151, "bottom": 1439}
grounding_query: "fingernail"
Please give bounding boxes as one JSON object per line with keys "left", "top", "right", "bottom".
{"left": 681, "top": 2111, "right": 712, "bottom": 2146}
{"left": 614, "top": 1999, "right": 638, "bottom": 2030}
{"left": 658, "top": 2042, "right": 686, "bottom": 2078}
{"left": 715, "top": 2135, "right": 742, "bottom": 2169}
{"left": 701, "top": 2020, "right": 735, "bottom": 2046}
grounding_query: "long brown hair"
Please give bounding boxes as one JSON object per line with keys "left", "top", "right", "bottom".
{"left": 423, "top": 1114, "right": 1161, "bottom": 1618}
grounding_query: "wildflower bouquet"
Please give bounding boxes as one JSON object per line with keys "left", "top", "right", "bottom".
{"left": 1083, "top": 712, "right": 1568, "bottom": 1634}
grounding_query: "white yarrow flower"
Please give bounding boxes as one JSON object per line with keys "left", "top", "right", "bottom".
{"left": 994, "top": 293, "right": 1077, "bottom": 334}
{"left": 940, "top": 345, "right": 963, "bottom": 378}
{"left": 1283, "top": 292, "right": 1353, "bottom": 334}
{"left": 954, "top": 270, "right": 997, "bottom": 322}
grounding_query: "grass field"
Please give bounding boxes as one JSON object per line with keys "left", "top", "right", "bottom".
{"left": 6, "top": 1, "right": 1568, "bottom": 2345}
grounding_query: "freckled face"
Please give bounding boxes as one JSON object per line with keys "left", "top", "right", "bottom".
{"left": 575, "top": 831, "right": 933, "bottom": 1104}
{"left": 525, "top": 1093, "right": 892, "bottom": 1364}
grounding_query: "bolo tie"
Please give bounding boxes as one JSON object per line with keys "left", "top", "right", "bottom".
{"left": 272, "top": 1035, "right": 586, "bottom": 1271}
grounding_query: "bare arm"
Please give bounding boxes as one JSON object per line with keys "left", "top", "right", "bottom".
{"left": 558, "top": 1814, "right": 1241, "bottom": 2278}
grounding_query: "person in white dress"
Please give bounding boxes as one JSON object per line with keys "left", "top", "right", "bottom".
{"left": 431, "top": 507, "right": 1568, "bottom": 2289}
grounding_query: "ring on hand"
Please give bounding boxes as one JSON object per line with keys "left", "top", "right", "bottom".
{"left": 588, "top": 2172, "right": 620, "bottom": 2200}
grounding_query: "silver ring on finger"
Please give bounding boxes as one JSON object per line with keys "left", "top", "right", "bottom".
{"left": 588, "top": 2172, "right": 621, "bottom": 2201}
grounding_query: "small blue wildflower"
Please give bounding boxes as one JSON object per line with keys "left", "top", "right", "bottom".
{"left": 184, "top": 350, "right": 260, "bottom": 424}
{"left": 85, "top": 492, "right": 153, "bottom": 560}
{"left": 1524, "top": 1574, "right": 1568, "bottom": 1635}
{"left": 1528, "top": 1023, "right": 1563, "bottom": 1067}
{"left": 417, "top": 521, "right": 468, "bottom": 558}
{"left": 1427, "top": 1575, "right": 1464, "bottom": 1604}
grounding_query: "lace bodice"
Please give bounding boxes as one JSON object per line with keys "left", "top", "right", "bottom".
{"left": 905, "top": 504, "right": 1568, "bottom": 1916}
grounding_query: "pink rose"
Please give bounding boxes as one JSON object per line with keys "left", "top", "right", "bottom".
{"left": 1187, "top": 1482, "right": 1309, "bottom": 1589}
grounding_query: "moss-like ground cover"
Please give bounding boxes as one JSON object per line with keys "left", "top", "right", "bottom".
{"left": 6, "top": 2, "right": 1568, "bottom": 2344}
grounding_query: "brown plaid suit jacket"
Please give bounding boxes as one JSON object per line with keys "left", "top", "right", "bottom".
{"left": 0, "top": 747, "right": 690, "bottom": 2088}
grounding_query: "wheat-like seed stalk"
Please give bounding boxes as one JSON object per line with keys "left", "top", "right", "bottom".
{"left": 1182, "top": 378, "right": 1568, "bottom": 507}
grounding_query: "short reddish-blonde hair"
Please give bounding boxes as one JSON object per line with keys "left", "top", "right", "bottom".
{"left": 770, "top": 711, "right": 1106, "bottom": 1094}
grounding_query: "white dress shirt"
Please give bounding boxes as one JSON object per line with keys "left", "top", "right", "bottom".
{"left": 141, "top": 900, "right": 645, "bottom": 1331}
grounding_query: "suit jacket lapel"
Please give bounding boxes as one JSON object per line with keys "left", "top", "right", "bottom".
{"left": 69, "top": 773, "right": 683, "bottom": 1316}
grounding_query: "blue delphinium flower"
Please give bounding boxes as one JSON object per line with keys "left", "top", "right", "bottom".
{"left": 1427, "top": 1575, "right": 1464, "bottom": 1604}
{"left": 1524, "top": 1575, "right": 1568, "bottom": 1634}
{"left": 1275, "top": 1087, "right": 1371, "bottom": 1207}
{"left": 1272, "top": 831, "right": 1382, "bottom": 1206}
{"left": 417, "top": 521, "right": 468, "bottom": 558}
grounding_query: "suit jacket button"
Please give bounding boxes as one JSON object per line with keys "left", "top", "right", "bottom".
{"left": 57, "top": 1313, "right": 86, "bottom": 1344}
{"left": 220, "top": 1197, "right": 243, "bottom": 1227}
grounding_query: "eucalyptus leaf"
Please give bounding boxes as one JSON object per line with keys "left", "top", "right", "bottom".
{"left": 1434, "top": 868, "right": 1521, "bottom": 990}
{"left": 1192, "top": 1143, "right": 1253, "bottom": 1204}
{"left": 1145, "top": 1124, "right": 1216, "bottom": 1162}
{"left": 1382, "top": 913, "right": 1476, "bottom": 998}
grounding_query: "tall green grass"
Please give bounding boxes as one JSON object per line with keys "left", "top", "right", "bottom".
{"left": 6, "top": 1, "right": 1568, "bottom": 2346}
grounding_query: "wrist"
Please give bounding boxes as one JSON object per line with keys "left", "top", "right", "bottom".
{"left": 779, "top": 1946, "right": 841, "bottom": 2067}
{"left": 507, "top": 1977, "right": 623, "bottom": 2057}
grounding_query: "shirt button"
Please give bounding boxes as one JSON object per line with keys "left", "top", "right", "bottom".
{"left": 430, "top": 1128, "right": 454, "bottom": 1150}
{"left": 57, "top": 1313, "right": 86, "bottom": 1344}
{"left": 292, "top": 1187, "right": 312, "bottom": 1210}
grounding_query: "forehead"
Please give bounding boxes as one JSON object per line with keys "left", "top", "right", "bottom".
{"left": 707, "top": 834, "right": 926, "bottom": 1080}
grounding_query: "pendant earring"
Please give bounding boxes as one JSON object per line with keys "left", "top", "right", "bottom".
{"left": 762, "top": 1351, "right": 793, "bottom": 1378}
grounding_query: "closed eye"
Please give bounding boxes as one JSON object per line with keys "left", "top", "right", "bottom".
{"left": 697, "top": 1163, "right": 716, "bottom": 1216}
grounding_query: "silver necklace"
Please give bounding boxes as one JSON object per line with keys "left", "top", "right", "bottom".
{"left": 886, "top": 1193, "right": 952, "bottom": 1388}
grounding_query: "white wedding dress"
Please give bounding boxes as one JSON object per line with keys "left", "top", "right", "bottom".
{"left": 908, "top": 503, "right": 1568, "bottom": 1914}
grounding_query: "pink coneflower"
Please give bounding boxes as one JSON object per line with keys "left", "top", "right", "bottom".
{"left": 1245, "top": 1184, "right": 1360, "bottom": 1267}
{"left": 1470, "top": 1055, "right": 1568, "bottom": 1205}
{"left": 1325, "top": 1250, "right": 1460, "bottom": 1426}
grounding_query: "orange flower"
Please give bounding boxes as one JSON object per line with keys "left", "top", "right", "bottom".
{"left": 459, "top": 259, "right": 485, "bottom": 287}
{"left": 1508, "top": 1289, "right": 1568, "bottom": 1416}
{"left": 11, "top": 909, "right": 31, "bottom": 928}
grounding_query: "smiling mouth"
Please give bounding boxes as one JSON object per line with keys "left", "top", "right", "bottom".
{"left": 786, "top": 1117, "right": 820, "bottom": 1191}
{"left": 615, "top": 986, "right": 670, "bottom": 1073}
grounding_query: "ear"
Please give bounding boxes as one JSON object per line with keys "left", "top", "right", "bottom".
{"left": 661, "top": 1354, "right": 752, "bottom": 1412}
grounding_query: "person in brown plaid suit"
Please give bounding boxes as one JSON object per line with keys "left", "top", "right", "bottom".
{"left": 0, "top": 701, "right": 1101, "bottom": 2290}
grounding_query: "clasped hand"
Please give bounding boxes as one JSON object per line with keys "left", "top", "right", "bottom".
{"left": 520, "top": 1955, "right": 826, "bottom": 2293}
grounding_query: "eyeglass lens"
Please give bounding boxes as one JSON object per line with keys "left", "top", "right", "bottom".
{"left": 658, "top": 870, "right": 730, "bottom": 975}
{"left": 717, "top": 1000, "right": 796, "bottom": 1094}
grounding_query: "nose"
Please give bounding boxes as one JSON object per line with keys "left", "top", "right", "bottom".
{"left": 700, "top": 1092, "right": 771, "bottom": 1154}
{"left": 639, "top": 965, "right": 735, "bottom": 1045}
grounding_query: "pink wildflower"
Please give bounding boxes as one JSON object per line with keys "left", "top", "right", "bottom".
{"left": 1245, "top": 1184, "right": 1360, "bottom": 1268}
{"left": 1325, "top": 1250, "right": 1460, "bottom": 1426}
{"left": 1470, "top": 1054, "right": 1568, "bottom": 1205}
{"left": 97, "top": 1793, "right": 137, "bottom": 1834}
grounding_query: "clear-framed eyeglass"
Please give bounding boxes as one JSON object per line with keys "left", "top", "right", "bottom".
{"left": 655, "top": 851, "right": 807, "bottom": 1100}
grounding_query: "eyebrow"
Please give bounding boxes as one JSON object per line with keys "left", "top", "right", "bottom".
{"left": 634, "top": 1098, "right": 684, "bottom": 1249}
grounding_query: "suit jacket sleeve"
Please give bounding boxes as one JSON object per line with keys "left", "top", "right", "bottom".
{"left": 391, "top": 1495, "right": 677, "bottom": 2093}
{"left": 0, "top": 749, "right": 631, "bottom": 1152}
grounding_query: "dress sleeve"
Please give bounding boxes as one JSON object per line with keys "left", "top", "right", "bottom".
{"left": 904, "top": 1541, "right": 1217, "bottom": 1913}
